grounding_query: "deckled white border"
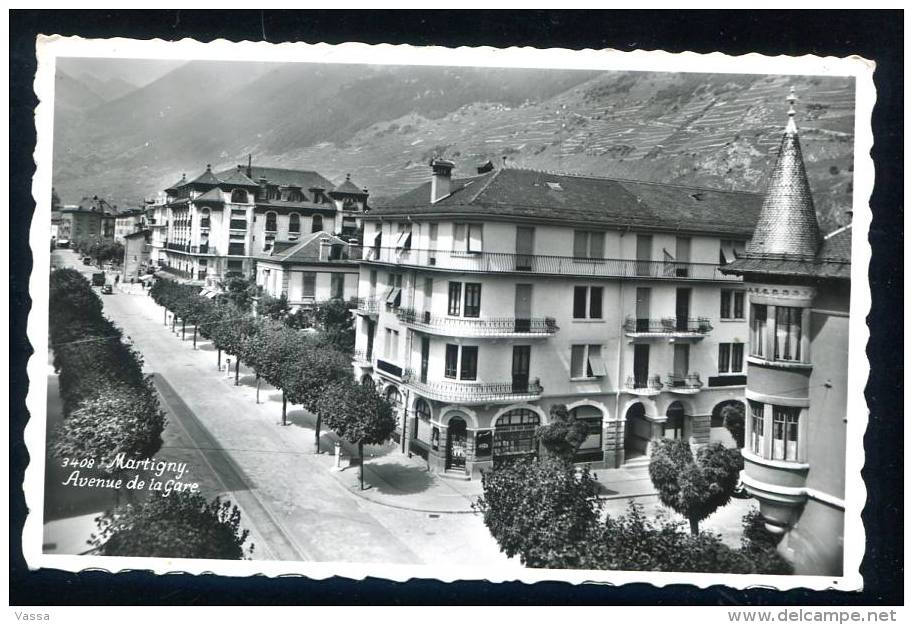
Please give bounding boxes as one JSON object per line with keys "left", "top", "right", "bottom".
{"left": 25, "top": 35, "right": 875, "bottom": 591}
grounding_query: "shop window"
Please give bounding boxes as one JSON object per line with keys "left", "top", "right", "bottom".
{"left": 493, "top": 409, "right": 540, "bottom": 461}
{"left": 413, "top": 399, "right": 432, "bottom": 444}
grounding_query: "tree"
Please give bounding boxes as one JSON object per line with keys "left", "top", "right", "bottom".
{"left": 217, "top": 312, "right": 258, "bottom": 386}
{"left": 240, "top": 319, "right": 305, "bottom": 418}
{"left": 721, "top": 401, "right": 746, "bottom": 448}
{"left": 473, "top": 455, "right": 601, "bottom": 568}
{"left": 535, "top": 403, "right": 590, "bottom": 461}
{"left": 220, "top": 275, "right": 257, "bottom": 310}
{"left": 256, "top": 293, "right": 291, "bottom": 321}
{"left": 283, "top": 343, "right": 352, "bottom": 450}
{"left": 648, "top": 439, "right": 743, "bottom": 535}
{"left": 92, "top": 491, "right": 252, "bottom": 559}
{"left": 310, "top": 298, "right": 356, "bottom": 353}
{"left": 318, "top": 379, "right": 395, "bottom": 490}
{"left": 53, "top": 380, "right": 166, "bottom": 466}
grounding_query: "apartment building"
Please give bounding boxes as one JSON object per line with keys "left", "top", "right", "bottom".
{"left": 354, "top": 158, "right": 763, "bottom": 478}
{"left": 113, "top": 208, "right": 147, "bottom": 243}
{"left": 57, "top": 196, "right": 116, "bottom": 245}
{"left": 157, "top": 162, "right": 368, "bottom": 285}
{"left": 722, "top": 91, "right": 852, "bottom": 576}
{"left": 254, "top": 232, "right": 360, "bottom": 309}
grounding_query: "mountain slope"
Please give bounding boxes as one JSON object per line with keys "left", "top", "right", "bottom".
{"left": 51, "top": 65, "right": 855, "bottom": 232}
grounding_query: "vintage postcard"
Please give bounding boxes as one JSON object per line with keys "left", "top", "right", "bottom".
{"left": 24, "top": 36, "right": 874, "bottom": 590}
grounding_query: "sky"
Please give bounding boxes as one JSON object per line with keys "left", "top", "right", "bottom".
{"left": 56, "top": 57, "right": 186, "bottom": 88}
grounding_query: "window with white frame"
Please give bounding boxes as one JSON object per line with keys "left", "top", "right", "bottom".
{"left": 452, "top": 223, "right": 483, "bottom": 253}
{"left": 573, "top": 230, "right": 605, "bottom": 260}
{"left": 718, "top": 342, "right": 745, "bottom": 373}
{"left": 750, "top": 304, "right": 767, "bottom": 358}
{"left": 444, "top": 344, "right": 477, "bottom": 380}
{"left": 720, "top": 289, "right": 745, "bottom": 319}
{"left": 749, "top": 400, "right": 765, "bottom": 455}
{"left": 570, "top": 344, "right": 607, "bottom": 379}
{"left": 572, "top": 286, "right": 603, "bottom": 319}
{"left": 772, "top": 405, "right": 800, "bottom": 461}
{"left": 774, "top": 306, "right": 803, "bottom": 362}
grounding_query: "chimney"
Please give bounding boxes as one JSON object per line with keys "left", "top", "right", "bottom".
{"left": 246, "top": 154, "right": 253, "bottom": 179}
{"left": 319, "top": 236, "right": 331, "bottom": 261}
{"left": 257, "top": 176, "right": 269, "bottom": 201}
{"left": 430, "top": 158, "right": 455, "bottom": 204}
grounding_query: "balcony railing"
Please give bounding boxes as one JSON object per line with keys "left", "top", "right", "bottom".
{"left": 402, "top": 369, "right": 544, "bottom": 405}
{"left": 362, "top": 246, "right": 739, "bottom": 281}
{"left": 665, "top": 373, "right": 704, "bottom": 392}
{"left": 623, "top": 317, "right": 713, "bottom": 336}
{"left": 624, "top": 375, "right": 664, "bottom": 395}
{"left": 165, "top": 242, "right": 218, "bottom": 255}
{"left": 352, "top": 349, "right": 374, "bottom": 367}
{"left": 395, "top": 308, "right": 558, "bottom": 337}
{"left": 354, "top": 297, "right": 380, "bottom": 316}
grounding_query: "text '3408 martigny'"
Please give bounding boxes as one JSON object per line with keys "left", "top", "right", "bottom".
{"left": 28, "top": 38, "right": 873, "bottom": 590}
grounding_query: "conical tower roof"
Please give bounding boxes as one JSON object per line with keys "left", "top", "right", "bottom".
{"left": 745, "top": 88, "right": 821, "bottom": 257}
{"left": 189, "top": 164, "right": 222, "bottom": 187}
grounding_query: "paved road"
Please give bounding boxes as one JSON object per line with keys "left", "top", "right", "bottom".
{"left": 51, "top": 250, "right": 512, "bottom": 566}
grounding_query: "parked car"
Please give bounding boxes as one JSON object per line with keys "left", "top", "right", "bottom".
{"left": 91, "top": 272, "right": 106, "bottom": 287}
{"left": 82, "top": 257, "right": 93, "bottom": 266}
{"left": 101, "top": 284, "right": 114, "bottom": 294}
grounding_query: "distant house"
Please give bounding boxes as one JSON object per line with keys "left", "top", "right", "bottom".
{"left": 122, "top": 229, "right": 152, "bottom": 281}
{"left": 254, "top": 231, "right": 360, "bottom": 310}
{"left": 57, "top": 196, "right": 116, "bottom": 243}
{"left": 114, "top": 208, "right": 147, "bottom": 243}
{"left": 152, "top": 162, "right": 369, "bottom": 285}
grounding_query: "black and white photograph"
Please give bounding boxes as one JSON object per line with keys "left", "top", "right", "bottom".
{"left": 22, "top": 34, "right": 876, "bottom": 593}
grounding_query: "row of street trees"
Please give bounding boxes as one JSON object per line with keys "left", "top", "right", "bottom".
{"left": 71, "top": 237, "right": 124, "bottom": 266}
{"left": 474, "top": 403, "right": 789, "bottom": 574}
{"left": 151, "top": 276, "right": 394, "bottom": 488}
{"left": 50, "top": 268, "right": 251, "bottom": 559}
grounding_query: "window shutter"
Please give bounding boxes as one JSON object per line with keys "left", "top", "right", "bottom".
{"left": 587, "top": 345, "right": 607, "bottom": 377}
{"left": 570, "top": 345, "right": 586, "bottom": 378}
{"left": 573, "top": 231, "right": 588, "bottom": 258}
{"left": 589, "top": 232, "right": 605, "bottom": 259}
{"left": 468, "top": 224, "right": 483, "bottom": 253}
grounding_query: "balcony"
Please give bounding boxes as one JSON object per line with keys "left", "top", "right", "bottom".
{"left": 395, "top": 308, "right": 558, "bottom": 338}
{"left": 354, "top": 297, "right": 380, "bottom": 317}
{"left": 664, "top": 373, "right": 704, "bottom": 394}
{"left": 362, "top": 246, "right": 739, "bottom": 282}
{"left": 624, "top": 375, "right": 664, "bottom": 397}
{"left": 352, "top": 349, "right": 374, "bottom": 369}
{"left": 624, "top": 317, "right": 713, "bottom": 338}
{"left": 402, "top": 369, "right": 544, "bottom": 405}
{"left": 165, "top": 242, "right": 218, "bottom": 255}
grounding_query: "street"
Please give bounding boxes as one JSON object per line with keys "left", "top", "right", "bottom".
{"left": 47, "top": 249, "right": 514, "bottom": 566}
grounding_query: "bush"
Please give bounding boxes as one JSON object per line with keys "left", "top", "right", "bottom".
{"left": 474, "top": 455, "right": 601, "bottom": 568}
{"left": 92, "top": 491, "right": 252, "bottom": 559}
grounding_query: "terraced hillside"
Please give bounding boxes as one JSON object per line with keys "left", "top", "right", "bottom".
{"left": 52, "top": 66, "right": 855, "bottom": 232}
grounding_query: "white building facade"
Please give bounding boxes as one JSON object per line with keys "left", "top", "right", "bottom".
{"left": 354, "top": 160, "right": 761, "bottom": 478}
{"left": 156, "top": 164, "right": 368, "bottom": 285}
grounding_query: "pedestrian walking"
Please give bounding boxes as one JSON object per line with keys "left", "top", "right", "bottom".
{"left": 225, "top": 357, "right": 232, "bottom": 378}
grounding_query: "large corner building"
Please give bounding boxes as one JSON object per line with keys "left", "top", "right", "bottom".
{"left": 354, "top": 156, "right": 765, "bottom": 478}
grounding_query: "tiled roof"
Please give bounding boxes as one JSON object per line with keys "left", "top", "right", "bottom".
{"left": 745, "top": 101, "right": 821, "bottom": 256}
{"left": 218, "top": 168, "right": 259, "bottom": 187}
{"left": 256, "top": 232, "right": 354, "bottom": 264}
{"left": 330, "top": 174, "right": 365, "bottom": 196}
{"left": 819, "top": 224, "right": 852, "bottom": 262}
{"left": 194, "top": 187, "right": 224, "bottom": 203}
{"left": 371, "top": 167, "right": 762, "bottom": 237}
{"left": 189, "top": 166, "right": 222, "bottom": 187}
{"left": 219, "top": 166, "right": 335, "bottom": 192}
